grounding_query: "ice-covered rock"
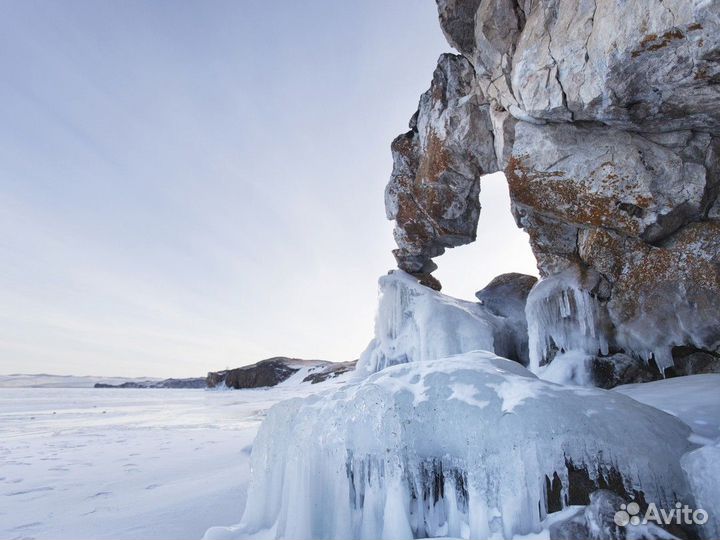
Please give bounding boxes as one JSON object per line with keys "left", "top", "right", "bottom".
{"left": 587, "top": 354, "right": 662, "bottom": 390}
{"left": 302, "top": 361, "right": 357, "bottom": 384}
{"left": 209, "top": 352, "right": 695, "bottom": 540}
{"left": 682, "top": 442, "right": 720, "bottom": 540}
{"left": 385, "top": 0, "right": 720, "bottom": 375}
{"left": 539, "top": 351, "right": 663, "bottom": 389}
{"left": 525, "top": 267, "right": 612, "bottom": 372}
{"left": 581, "top": 228, "right": 720, "bottom": 372}
{"left": 356, "top": 271, "right": 526, "bottom": 376}
{"left": 547, "top": 491, "right": 682, "bottom": 540}
{"left": 583, "top": 490, "right": 628, "bottom": 540}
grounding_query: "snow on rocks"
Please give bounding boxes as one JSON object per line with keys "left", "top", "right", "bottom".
{"left": 356, "top": 270, "right": 528, "bottom": 377}
{"left": 207, "top": 351, "right": 695, "bottom": 540}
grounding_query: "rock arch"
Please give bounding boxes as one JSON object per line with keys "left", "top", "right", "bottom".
{"left": 386, "top": 0, "right": 720, "bottom": 371}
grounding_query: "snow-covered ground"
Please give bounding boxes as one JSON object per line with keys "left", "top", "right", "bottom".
{"left": 2, "top": 364, "right": 719, "bottom": 540}
{"left": 615, "top": 374, "right": 720, "bottom": 442}
{"left": 0, "top": 370, "right": 346, "bottom": 540}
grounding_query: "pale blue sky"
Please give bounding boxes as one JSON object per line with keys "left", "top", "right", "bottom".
{"left": 0, "top": 0, "right": 536, "bottom": 377}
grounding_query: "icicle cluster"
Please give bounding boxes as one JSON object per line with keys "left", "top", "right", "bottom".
{"left": 526, "top": 269, "right": 610, "bottom": 372}
{"left": 208, "top": 352, "right": 693, "bottom": 540}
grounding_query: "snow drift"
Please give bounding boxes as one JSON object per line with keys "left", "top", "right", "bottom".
{"left": 207, "top": 351, "right": 694, "bottom": 540}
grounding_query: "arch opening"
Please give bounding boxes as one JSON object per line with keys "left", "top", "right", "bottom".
{"left": 433, "top": 172, "right": 538, "bottom": 301}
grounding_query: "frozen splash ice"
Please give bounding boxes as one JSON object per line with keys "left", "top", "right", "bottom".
{"left": 208, "top": 352, "right": 694, "bottom": 540}
{"left": 356, "top": 271, "right": 519, "bottom": 377}
{"left": 526, "top": 269, "right": 610, "bottom": 373}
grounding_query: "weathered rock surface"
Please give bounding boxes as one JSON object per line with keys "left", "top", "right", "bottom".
{"left": 589, "top": 353, "right": 662, "bottom": 390}
{"left": 669, "top": 347, "right": 720, "bottom": 377}
{"left": 475, "top": 272, "right": 537, "bottom": 365}
{"left": 384, "top": 0, "right": 720, "bottom": 375}
{"left": 386, "top": 53, "right": 497, "bottom": 288}
{"left": 439, "top": 0, "right": 720, "bottom": 132}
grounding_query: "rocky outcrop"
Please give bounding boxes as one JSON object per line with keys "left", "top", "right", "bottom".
{"left": 94, "top": 378, "right": 206, "bottom": 389}
{"left": 385, "top": 0, "right": 720, "bottom": 375}
{"left": 386, "top": 53, "right": 498, "bottom": 289}
{"left": 302, "top": 360, "right": 357, "bottom": 384}
{"left": 206, "top": 357, "right": 351, "bottom": 389}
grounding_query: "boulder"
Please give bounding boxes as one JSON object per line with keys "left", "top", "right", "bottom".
{"left": 475, "top": 272, "right": 538, "bottom": 365}
{"left": 357, "top": 270, "right": 533, "bottom": 376}
{"left": 589, "top": 354, "right": 662, "bottom": 390}
{"left": 669, "top": 348, "right": 720, "bottom": 376}
{"left": 233, "top": 353, "right": 694, "bottom": 539}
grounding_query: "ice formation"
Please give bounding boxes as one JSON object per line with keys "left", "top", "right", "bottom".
{"left": 682, "top": 442, "right": 720, "bottom": 540}
{"left": 525, "top": 269, "right": 610, "bottom": 372}
{"left": 536, "top": 350, "right": 595, "bottom": 386}
{"left": 211, "top": 352, "right": 694, "bottom": 540}
{"left": 356, "top": 271, "right": 520, "bottom": 377}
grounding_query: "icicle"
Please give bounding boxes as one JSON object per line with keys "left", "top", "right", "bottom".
{"left": 526, "top": 269, "right": 610, "bottom": 372}
{"left": 652, "top": 347, "right": 674, "bottom": 373}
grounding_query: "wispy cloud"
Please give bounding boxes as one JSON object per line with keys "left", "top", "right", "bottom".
{"left": 0, "top": 1, "right": 535, "bottom": 377}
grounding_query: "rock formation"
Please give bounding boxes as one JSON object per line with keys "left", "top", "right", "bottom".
{"left": 94, "top": 378, "right": 207, "bottom": 389}
{"left": 475, "top": 272, "right": 537, "bottom": 365}
{"left": 206, "top": 357, "right": 352, "bottom": 389}
{"left": 387, "top": 0, "right": 720, "bottom": 374}
{"left": 386, "top": 53, "right": 497, "bottom": 290}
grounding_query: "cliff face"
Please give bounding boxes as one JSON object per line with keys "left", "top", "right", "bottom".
{"left": 388, "top": 0, "right": 720, "bottom": 372}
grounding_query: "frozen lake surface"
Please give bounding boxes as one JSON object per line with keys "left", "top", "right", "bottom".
{"left": 0, "top": 379, "right": 338, "bottom": 540}
{"left": 2, "top": 372, "right": 718, "bottom": 540}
